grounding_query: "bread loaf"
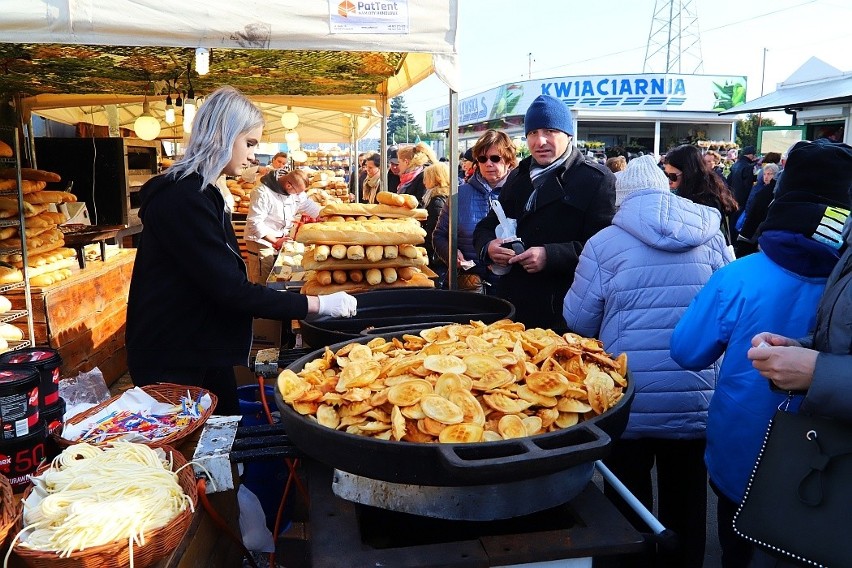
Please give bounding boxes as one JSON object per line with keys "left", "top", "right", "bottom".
{"left": 383, "top": 245, "right": 398, "bottom": 259}
{"left": 316, "top": 271, "right": 332, "bottom": 286}
{"left": 382, "top": 267, "right": 398, "bottom": 284}
{"left": 397, "top": 266, "right": 416, "bottom": 281}
{"left": 376, "top": 192, "right": 406, "bottom": 207}
{"left": 365, "top": 268, "right": 382, "bottom": 286}
{"left": 319, "top": 202, "right": 427, "bottom": 221}
{"left": 0, "top": 168, "right": 61, "bottom": 183}
{"left": 23, "top": 190, "right": 77, "bottom": 204}
{"left": 330, "top": 244, "right": 347, "bottom": 259}
{"left": 0, "top": 295, "right": 10, "bottom": 315}
{"left": 0, "top": 323, "right": 23, "bottom": 341}
{"left": 295, "top": 219, "right": 426, "bottom": 246}
{"left": 348, "top": 270, "right": 363, "bottom": 283}
{"left": 346, "top": 245, "right": 364, "bottom": 261}
{"left": 399, "top": 244, "right": 418, "bottom": 259}
{"left": 332, "top": 270, "right": 348, "bottom": 284}
{"left": 314, "top": 245, "right": 330, "bottom": 262}
{"left": 0, "top": 266, "right": 22, "bottom": 285}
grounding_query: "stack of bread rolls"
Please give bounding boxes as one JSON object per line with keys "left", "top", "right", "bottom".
{"left": 295, "top": 191, "right": 436, "bottom": 295}
{"left": 0, "top": 167, "right": 77, "bottom": 287}
{"left": 226, "top": 177, "right": 258, "bottom": 215}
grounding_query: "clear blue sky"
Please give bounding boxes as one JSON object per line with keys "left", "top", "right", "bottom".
{"left": 402, "top": 0, "right": 852, "bottom": 129}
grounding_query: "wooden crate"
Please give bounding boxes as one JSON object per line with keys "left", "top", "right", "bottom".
{"left": 7, "top": 249, "right": 135, "bottom": 387}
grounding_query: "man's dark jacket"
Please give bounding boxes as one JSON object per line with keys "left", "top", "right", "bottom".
{"left": 473, "top": 148, "right": 616, "bottom": 330}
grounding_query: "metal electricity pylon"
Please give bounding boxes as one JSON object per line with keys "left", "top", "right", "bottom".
{"left": 642, "top": 0, "right": 705, "bottom": 74}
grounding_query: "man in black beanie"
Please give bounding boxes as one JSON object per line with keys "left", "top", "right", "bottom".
{"left": 727, "top": 145, "right": 758, "bottom": 241}
{"left": 473, "top": 94, "right": 616, "bottom": 329}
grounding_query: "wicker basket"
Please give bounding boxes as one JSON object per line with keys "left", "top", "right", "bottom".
{"left": 0, "top": 474, "right": 16, "bottom": 550}
{"left": 54, "top": 383, "right": 218, "bottom": 450}
{"left": 12, "top": 444, "right": 198, "bottom": 568}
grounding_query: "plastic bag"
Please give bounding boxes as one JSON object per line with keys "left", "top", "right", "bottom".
{"left": 238, "top": 485, "right": 275, "bottom": 553}
{"left": 58, "top": 367, "right": 111, "bottom": 419}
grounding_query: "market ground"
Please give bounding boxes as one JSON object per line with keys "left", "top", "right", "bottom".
{"left": 111, "top": 373, "right": 723, "bottom": 567}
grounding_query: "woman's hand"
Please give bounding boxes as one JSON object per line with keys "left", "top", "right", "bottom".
{"left": 748, "top": 333, "right": 816, "bottom": 391}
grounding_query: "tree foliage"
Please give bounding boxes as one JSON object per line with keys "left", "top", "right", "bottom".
{"left": 735, "top": 114, "right": 776, "bottom": 149}
{"left": 387, "top": 96, "right": 436, "bottom": 145}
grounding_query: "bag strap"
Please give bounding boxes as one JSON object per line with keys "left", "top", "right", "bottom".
{"left": 798, "top": 428, "right": 852, "bottom": 506}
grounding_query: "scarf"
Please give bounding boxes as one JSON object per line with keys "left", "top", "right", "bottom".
{"left": 526, "top": 144, "right": 572, "bottom": 212}
{"left": 398, "top": 166, "right": 424, "bottom": 192}
{"left": 362, "top": 173, "right": 380, "bottom": 203}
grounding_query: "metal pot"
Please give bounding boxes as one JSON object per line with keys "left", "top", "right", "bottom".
{"left": 275, "top": 332, "right": 634, "bottom": 487}
{"left": 299, "top": 289, "right": 515, "bottom": 348}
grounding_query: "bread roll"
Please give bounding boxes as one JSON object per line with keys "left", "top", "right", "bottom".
{"left": 383, "top": 245, "right": 398, "bottom": 259}
{"left": 397, "top": 267, "right": 416, "bottom": 281}
{"left": 0, "top": 295, "right": 10, "bottom": 315}
{"left": 330, "top": 244, "right": 347, "bottom": 259}
{"left": 399, "top": 244, "right": 418, "bottom": 259}
{"left": 316, "top": 271, "right": 332, "bottom": 286}
{"left": 314, "top": 244, "right": 330, "bottom": 262}
{"left": 346, "top": 245, "right": 365, "bottom": 261}
{"left": 0, "top": 140, "right": 11, "bottom": 158}
{"left": 0, "top": 323, "right": 23, "bottom": 341}
{"left": 327, "top": 215, "right": 345, "bottom": 223}
{"left": 348, "top": 270, "right": 364, "bottom": 283}
{"left": 365, "top": 268, "right": 382, "bottom": 286}
{"left": 332, "top": 270, "right": 348, "bottom": 284}
{"left": 365, "top": 245, "right": 383, "bottom": 263}
{"left": 382, "top": 267, "right": 398, "bottom": 284}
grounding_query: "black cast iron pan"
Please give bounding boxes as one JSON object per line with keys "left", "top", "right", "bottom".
{"left": 275, "top": 331, "right": 634, "bottom": 487}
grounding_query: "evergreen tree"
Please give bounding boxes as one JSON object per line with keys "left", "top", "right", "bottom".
{"left": 387, "top": 96, "right": 427, "bottom": 145}
{"left": 735, "top": 114, "right": 776, "bottom": 150}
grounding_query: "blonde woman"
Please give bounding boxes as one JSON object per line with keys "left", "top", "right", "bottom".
{"left": 396, "top": 142, "right": 437, "bottom": 203}
{"left": 421, "top": 162, "right": 451, "bottom": 284}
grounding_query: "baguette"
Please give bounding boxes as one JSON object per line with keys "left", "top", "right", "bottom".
{"left": 348, "top": 270, "right": 364, "bottom": 283}
{"left": 332, "top": 270, "right": 348, "bottom": 284}
{"left": 365, "top": 245, "right": 383, "bottom": 263}
{"left": 382, "top": 267, "right": 398, "bottom": 284}
{"left": 365, "top": 268, "right": 382, "bottom": 286}
{"left": 0, "top": 168, "right": 61, "bottom": 183}
{"left": 397, "top": 266, "right": 416, "bottom": 281}
{"left": 319, "top": 202, "right": 427, "bottom": 221}
{"left": 399, "top": 244, "right": 418, "bottom": 259}
{"left": 330, "top": 244, "right": 347, "bottom": 259}
{"left": 295, "top": 219, "right": 426, "bottom": 246}
{"left": 23, "top": 190, "right": 77, "bottom": 204}
{"left": 383, "top": 245, "right": 398, "bottom": 259}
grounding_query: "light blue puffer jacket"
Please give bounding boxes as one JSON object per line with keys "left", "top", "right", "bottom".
{"left": 563, "top": 189, "right": 734, "bottom": 439}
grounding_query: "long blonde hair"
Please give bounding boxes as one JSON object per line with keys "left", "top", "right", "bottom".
{"left": 422, "top": 162, "right": 451, "bottom": 206}
{"left": 397, "top": 142, "right": 438, "bottom": 172}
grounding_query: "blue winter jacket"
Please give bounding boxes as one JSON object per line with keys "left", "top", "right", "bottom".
{"left": 432, "top": 174, "right": 501, "bottom": 282}
{"left": 671, "top": 252, "right": 824, "bottom": 503}
{"left": 563, "top": 189, "right": 733, "bottom": 440}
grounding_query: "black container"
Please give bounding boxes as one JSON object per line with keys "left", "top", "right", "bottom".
{"left": 276, "top": 332, "right": 634, "bottom": 487}
{"left": 0, "top": 364, "right": 40, "bottom": 440}
{"left": 300, "top": 289, "right": 515, "bottom": 348}
{"left": 42, "top": 397, "right": 66, "bottom": 437}
{"left": 0, "top": 348, "right": 62, "bottom": 410}
{"left": 0, "top": 420, "right": 46, "bottom": 492}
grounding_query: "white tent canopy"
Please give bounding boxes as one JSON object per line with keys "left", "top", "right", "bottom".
{"left": 0, "top": 1, "right": 459, "bottom": 94}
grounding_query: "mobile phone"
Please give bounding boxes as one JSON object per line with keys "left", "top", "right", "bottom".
{"left": 501, "top": 239, "right": 525, "bottom": 255}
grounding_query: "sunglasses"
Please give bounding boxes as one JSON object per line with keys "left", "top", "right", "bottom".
{"left": 476, "top": 155, "right": 503, "bottom": 164}
{"left": 665, "top": 172, "right": 682, "bottom": 182}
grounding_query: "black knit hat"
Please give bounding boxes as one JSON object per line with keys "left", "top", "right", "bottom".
{"left": 759, "top": 139, "right": 852, "bottom": 247}
{"left": 774, "top": 139, "right": 852, "bottom": 206}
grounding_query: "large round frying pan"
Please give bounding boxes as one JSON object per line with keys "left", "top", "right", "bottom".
{"left": 275, "top": 332, "right": 634, "bottom": 487}
{"left": 299, "top": 289, "right": 515, "bottom": 348}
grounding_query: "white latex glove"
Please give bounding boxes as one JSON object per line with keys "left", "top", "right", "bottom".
{"left": 295, "top": 198, "right": 322, "bottom": 218}
{"left": 317, "top": 291, "right": 357, "bottom": 318}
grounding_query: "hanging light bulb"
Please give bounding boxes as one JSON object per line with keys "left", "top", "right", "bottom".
{"left": 284, "top": 130, "right": 300, "bottom": 145}
{"left": 195, "top": 47, "right": 210, "bottom": 76}
{"left": 165, "top": 93, "right": 175, "bottom": 125}
{"left": 183, "top": 79, "right": 196, "bottom": 134}
{"left": 134, "top": 90, "right": 161, "bottom": 141}
{"left": 291, "top": 150, "right": 308, "bottom": 164}
{"left": 280, "top": 106, "right": 299, "bottom": 130}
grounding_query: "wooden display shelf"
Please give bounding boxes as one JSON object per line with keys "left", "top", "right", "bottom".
{"left": 6, "top": 249, "right": 135, "bottom": 387}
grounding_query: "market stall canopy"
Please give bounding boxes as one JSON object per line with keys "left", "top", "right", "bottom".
{"left": 23, "top": 94, "right": 382, "bottom": 143}
{"left": 0, "top": 0, "right": 459, "bottom": 139}
{"left": 720, "top": 57, "right": 852, "bottom": 115}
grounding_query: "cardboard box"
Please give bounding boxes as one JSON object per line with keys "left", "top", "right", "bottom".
{"left": 251, "top": 318, "right": 282, "bottom": 353}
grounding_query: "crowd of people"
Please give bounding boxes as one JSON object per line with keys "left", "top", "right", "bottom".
{"left": 131, "top": 85, "right": 851, "bottom": 568}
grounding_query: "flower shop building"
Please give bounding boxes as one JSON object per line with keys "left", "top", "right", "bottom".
{"left": 426, "top": 73, "right": 745, "bottom": 158}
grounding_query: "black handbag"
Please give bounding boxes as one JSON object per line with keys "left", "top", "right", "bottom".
{"left": 733, "top": 409, "right": 852, "bottom": 567}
